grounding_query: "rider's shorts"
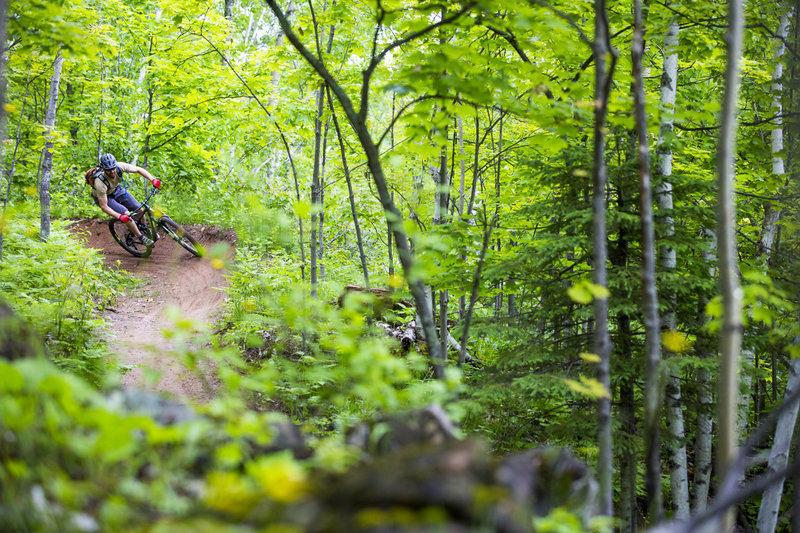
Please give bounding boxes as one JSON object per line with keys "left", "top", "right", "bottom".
{"left": 94, "top": 187, "right": 142, "bottom": 216}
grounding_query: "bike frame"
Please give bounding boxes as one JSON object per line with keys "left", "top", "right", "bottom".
{"left": 108, "top": 185, "right": 201, "bottom": 258}
{"left": 129, "top": 187, "right": 163, "bottom": 237}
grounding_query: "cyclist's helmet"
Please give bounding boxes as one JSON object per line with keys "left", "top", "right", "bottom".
{"left": 99, "top": 153, "right": 117, "bottom": 170}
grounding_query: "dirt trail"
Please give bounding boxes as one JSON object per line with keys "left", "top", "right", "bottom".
{"left": 70, "top": 219, "right": 233, "bottom": 403}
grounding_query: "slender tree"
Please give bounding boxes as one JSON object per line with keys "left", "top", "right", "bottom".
{"left": 716, "top": 0, "right": 745, "bottom": 528}
{"left": 39, "top": 52, "right": 63, "bottom": 243}
{"left": 1, "top": 68, "right": 31, "bottom": 262}
{"left": 632, "top": 0, "right": 664, "bottom": 522}
{"left": 654, "top": 13, "right": 690, "bottom": 519}
{"left": 592, "top": 0, "right": 617, "bottom": 516}
{"left": 327, "top": 86, "right": 369, "bottom": 287}
{"left": 693, "top": 229, "right": 717, "bottom": 512}
{"left": 756, "top": 7, "right": 796, "bottom": 532}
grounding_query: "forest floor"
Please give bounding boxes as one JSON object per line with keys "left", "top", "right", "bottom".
{"left": 69, "top": 219, "right": 235, "bottom": 403}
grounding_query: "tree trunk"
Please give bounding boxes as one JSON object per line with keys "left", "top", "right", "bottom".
{"left": 716, "top": 0, "right": 745, "bottom": 528}
{"left": 388, "top": 96, "right": 396, "bottom": 278}
{"left": 755, "top": 10, "right": 795, "bottom": 531}
{"left": 0, "top": 0, "right": 7, "bottom": 140}
{"left": 265, "top": 0, "right": 444, "bottom": 376}
{"left": 592, "top": 0, "right": 617, "bottom": 517}
{"left": 316, "top": 24, "right": 335, "bottom": 285}
{"left": 758, "top": 7, "right": 792, "bottom": 266}
{"left": 388, "top": 192, "right": 394, "bottom": 278}
{"left": 39, "top": 53, "right": 64, "bottom": 243}
{"left": 459, "top": 211, "right": 496, "bottom": 367}
{"left": 693, "top": 228, "right": 717, "bottom": 513}
{"left": 618, "top": 313, "right": 638, "bottom": 533}
{"left": 1, "top": 69, "right": 32, "bottom": 262}
{"left": 494, "top": 112, "right": 503, "bottom": 316}
{"left": 458, "top": 115, "right": 466, "bottom": 217}
{"left": 654, "top": 14, "right": 690, "bottom": 519}
{"left": 757, "top": 357, "right": 800, "bottom": 532}
{"left": 97, "top": 57, "right": 105, "bottom": 156}
{"left": 327, "top": 87, "right": 369, "bottom": 287}
{"left": 633, "top": 1, "right": 664, "bottom": 522}
{"left": 142, "top": 37, "right": 155, "bottom": 169}
{"left": 310, "top": 85, "right": 324, "bottom": 298}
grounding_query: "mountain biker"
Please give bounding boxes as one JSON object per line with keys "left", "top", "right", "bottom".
{"left": 89, "top": 153, "right": 161, "bottom": 248}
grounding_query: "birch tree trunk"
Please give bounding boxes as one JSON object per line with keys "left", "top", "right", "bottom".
{"left": 39, "top": 53, "right": 63, "bottom": 243}
{"left": 654, "top": 15, "right": 690, "bottom": 519}
{"left": 755, "top": 9, "right": 795, "bottom": 531}
{"left": 592, "top": 0, "right": 617, "bottom": 517}
{"left": 716, "top": 0, "right": 745, "bottom": 528}
{"left": 757, "top": 358, "right": 800, "bottom": 532}
{"left": 757, "top": 6, "right": 791, "bottom": 265}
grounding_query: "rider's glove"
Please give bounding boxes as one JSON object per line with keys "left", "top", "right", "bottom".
{"left": 119, "top": 214, "right": 131, "bottom": 223}
{"left": 152, "top": 179, "right": 161, "bottom": 189}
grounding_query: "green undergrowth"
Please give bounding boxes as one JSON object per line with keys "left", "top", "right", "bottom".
{"left": 221, "top": 242, "right": 461, "bottom": 435}
{"left": 0, "top": 355, "right": 324, "bottom": 532}
{"left": 0, "top": 212, "right": 135, "bottom": 384}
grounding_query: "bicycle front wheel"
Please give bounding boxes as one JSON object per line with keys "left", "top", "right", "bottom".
{"left": 157, "top": 216, "right": 202, "bottom": 257}
{"left": 108, "top": 218, "right": 153, "bottom": 258}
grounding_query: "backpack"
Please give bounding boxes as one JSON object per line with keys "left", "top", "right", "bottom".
{"left": 84, "top": 165, "right": 122, "bottom": 192}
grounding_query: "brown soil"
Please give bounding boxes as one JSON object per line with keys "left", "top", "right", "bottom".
{"left": 70, "top": 219, "right": 235, "bottom": 403}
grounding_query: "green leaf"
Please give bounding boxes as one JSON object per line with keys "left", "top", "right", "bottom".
{"left": 563, "top": 376, "right": 610, "bottom": 399}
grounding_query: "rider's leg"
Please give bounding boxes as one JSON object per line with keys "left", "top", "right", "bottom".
{"left": 95, "top": 194, "right": 139, "bottom": 236}
{"left": 108, "top": 189, "right": 145, "bottom": 238}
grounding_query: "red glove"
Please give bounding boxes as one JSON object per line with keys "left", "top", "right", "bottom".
{"left": 152, "top": 179, "right": 161, "bottom": 189}
{"left": 119, "top": 215, "right": 131, "bottom": 223}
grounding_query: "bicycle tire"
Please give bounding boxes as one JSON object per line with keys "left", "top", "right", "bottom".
{"left": 108, "top": 218, "right": 153, "bottom": 258}
{"left": 157, "top": 216, "right": 202, "bottom": 257}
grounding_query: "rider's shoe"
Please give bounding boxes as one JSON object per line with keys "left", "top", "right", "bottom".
{"left": 140, "top": 235, "right": 154, "bottom": 247}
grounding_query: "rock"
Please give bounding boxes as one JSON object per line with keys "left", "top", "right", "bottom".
{"left": 106, "top": 388, "right": 198, "bottom": 425}
{"left": 346, "top": 404, "right": 458, "bottom": 455}
{"left": 312, "top": 438, "right": 597, "bottom": 532}
{"left": 337, "top": 285, "right": 413, "bottom": 321}
{"left": 0, "top": 299, "right": 45, "bottom": 360}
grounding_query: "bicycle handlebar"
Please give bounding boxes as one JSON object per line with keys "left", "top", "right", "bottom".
{"left": 129, "top": 185, "right": 161, "bottom": 218}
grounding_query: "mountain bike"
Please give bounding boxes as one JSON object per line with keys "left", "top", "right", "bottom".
{"left": 108, "top": 185, "right": 202, "bottom": 258}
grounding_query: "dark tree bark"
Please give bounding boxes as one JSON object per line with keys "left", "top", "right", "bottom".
{"left": 310, "top": 84, "right": 324, "bottom": 298}
{"left": 592, "top": 0, "right": 617, "bottom": 516}
{"left": 633, "top": 0, "right": 664, "bottom": 523}
{"left": 327, "top": 87, "right": 369, "bottom": 288}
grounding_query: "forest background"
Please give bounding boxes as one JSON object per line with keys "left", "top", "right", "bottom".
{"left": 1, "top": 0, "right": 799, "bottom": 531}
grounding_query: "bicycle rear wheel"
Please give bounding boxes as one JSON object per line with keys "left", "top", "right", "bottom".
{"left": 108, "top": 218, "right": 153, "bottom": 258}
{"left": 157, "top": 216, "right": 202, "bottom": 257}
